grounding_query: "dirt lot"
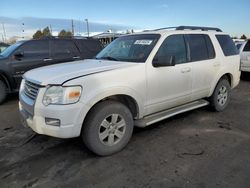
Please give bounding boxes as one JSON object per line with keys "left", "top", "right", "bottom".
{"left": 0, "top": 75, "right": 250, "bottom": 188}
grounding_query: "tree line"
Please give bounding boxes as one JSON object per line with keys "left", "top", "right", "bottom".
{"left": 33, "top": 26, "right": 73, "bottom": 39}
{"left": 33, "top": 26, "right": 249, "bottom": 40}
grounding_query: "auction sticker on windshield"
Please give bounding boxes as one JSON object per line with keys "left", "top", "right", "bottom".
{"left": 134, "top": 40, "right": 153, "bottom": 45}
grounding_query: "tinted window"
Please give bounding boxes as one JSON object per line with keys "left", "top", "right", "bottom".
{"left": 243, "top": 41, "right": 250, "bottom": 52}
{"left": 53, "top": 40, "right": 79, "bottom": 57}
{"left": 18, "top": 40, "right": 49, "bottom": 57}
{"left": 216, "top": 35, "right": 238, "bottom": 56}
{"left": 155, "top": 34, "right": 187, "bottom": 64}
{"left": 186, "top": 34, "right": 210, "bottom": 62}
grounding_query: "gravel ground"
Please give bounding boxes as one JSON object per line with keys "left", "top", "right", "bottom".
{"left": 0, "top": 74, "right": 250, "bottom": 188}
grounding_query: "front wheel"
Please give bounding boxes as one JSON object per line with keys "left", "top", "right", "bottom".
{"left": 82, "top": 101, "right": 134, "bottom": 156}
{"left": 210, "top": 78, "right": 231, "bottom": 112}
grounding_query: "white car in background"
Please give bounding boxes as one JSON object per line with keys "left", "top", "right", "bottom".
{"left": 239, "top": 40, "right": 250, "bottom": 72}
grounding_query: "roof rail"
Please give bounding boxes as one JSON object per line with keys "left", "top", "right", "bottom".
{"left": 153, "top": 27, "right": 178, "bottom": 31}
{"left": 39, "top": 36, "right": 91, "bottom": 39}
{"left": 176, "top": 26, "right": 222, "bottom": 32}
{"left": 149, "top": 26, "right": 222, "bottom": 32}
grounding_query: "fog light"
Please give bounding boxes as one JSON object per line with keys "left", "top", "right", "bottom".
{"left": 45, "top": 118, "right": 60, "bottom": 126}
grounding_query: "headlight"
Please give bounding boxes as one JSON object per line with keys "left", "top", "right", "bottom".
{"left": 43, "top": 86, "right": 82, "bottom": 106}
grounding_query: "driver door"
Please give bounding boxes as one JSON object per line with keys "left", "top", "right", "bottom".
{"left": 10, "top": 40, "right": 50, "bottom": 87}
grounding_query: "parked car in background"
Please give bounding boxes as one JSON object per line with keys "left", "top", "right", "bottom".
{"left": 235, "top": 40, "right": 245, "bottom": 50}
{"left": 238, "top": 40, "right": 250, "bottom": 72}
{"left": 19, "top": 26, "right": 240, "bottom": 156}
{"left": 0, "top": 42, "right": 9, "bottom": 53}
{"left": 0, "top": 37, "right": 102, "bottom": 104}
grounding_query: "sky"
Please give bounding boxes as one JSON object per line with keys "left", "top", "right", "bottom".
{"left": 0, "top": 0, "right": 250, "bottom": 40}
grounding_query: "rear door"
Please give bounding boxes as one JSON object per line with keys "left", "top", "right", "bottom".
{"left": 10, "top": 40, "right": 50, "bottom": 87}
{"left": 185, "top": 34, "right": 218, "bottom": 100}
{"left": 51, "top": 39, "right": 81, "bottom": 65}
{"left": 240, "top": 40, "right": 250, "bottom": 71}
{"left": 74, "top": 39, "right": 103, "bottom": 59}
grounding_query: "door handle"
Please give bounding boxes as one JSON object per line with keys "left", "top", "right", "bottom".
{"left": 73, "top": 56, "right": 80, "bottom": 59}
{"left": 181, "top": 67, "right": 191, "bottom": 73}
{"left": 43, "top": 58, "right": 53, "bottom": 62}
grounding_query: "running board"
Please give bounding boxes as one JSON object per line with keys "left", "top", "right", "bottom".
{"left": 135, "top": 99, "right": 209, "bottom": 127}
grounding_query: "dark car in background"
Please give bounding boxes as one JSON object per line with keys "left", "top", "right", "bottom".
{"left": 0, "top": 37, "right": 103, "bottom": 104}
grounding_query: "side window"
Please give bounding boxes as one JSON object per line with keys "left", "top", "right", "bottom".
{"left": 186, "top": 34, "right": 209, "bottom": 62}
{"left": 154, "top": 34, "right": 187, "bottom": 64}
{"left": 18, "top": 40, "right": 49, "bottom": 57}
{"left": 243, "top": 41, "right": 250, "bottom": 52}
{"left": 53, "top": 40, "right": 79, "bottom": 58}
{"left": 216, "top": 35, "right": 238, "bottom": 56}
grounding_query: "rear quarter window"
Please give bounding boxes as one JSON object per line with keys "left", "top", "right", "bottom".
{"left": 216, "top": 35, "right": 238, "bottom": 56}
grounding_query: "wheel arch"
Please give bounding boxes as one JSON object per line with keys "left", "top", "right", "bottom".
{"left": 209, "top": 72, "right": 233, "bottom": 96}
{"left": 79, "top": 93, "right": 142, "bottom": 136}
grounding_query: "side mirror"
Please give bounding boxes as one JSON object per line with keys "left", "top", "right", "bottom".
{"left": 13, "top": 51, "right": 24, "bottom": 60}
{"left": 153, "top": 55, "right": 175, "bottom": 67}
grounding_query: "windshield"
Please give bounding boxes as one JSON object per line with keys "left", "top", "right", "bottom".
{"left": 96, "top": 34, "right": 160, "bottom": 63}
{"left": 0, "top": 41, "right": 24, "bottom": 57}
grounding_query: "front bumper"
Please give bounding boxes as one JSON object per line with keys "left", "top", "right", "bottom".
{"left": 19, "top": 89, "right": 90, "bottom": 138}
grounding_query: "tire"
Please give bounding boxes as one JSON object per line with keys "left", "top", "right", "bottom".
{"left": 82, "top": 100, "right": 134, "bottom": 156}
{"left": 210, "top": 78, "right": 231, "bottom": 112}
{"left": 0, "top": 80, "right": 7, "bottom": 104}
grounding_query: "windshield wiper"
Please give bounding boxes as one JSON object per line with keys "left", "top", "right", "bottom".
{"left": 98, "top": 56, "right": 118, "bottom": 61}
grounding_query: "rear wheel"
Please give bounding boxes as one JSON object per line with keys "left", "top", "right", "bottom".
{"left": 0, "top": 80, "right": 7, "bottom": 104}
{"left": 210, "top": 78, "right": 231, "bottom": 112}
{"left": 82, "top": 100, "right": 134, "bottom": 156}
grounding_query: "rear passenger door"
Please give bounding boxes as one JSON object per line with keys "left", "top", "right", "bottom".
{"left": 185, "top": 34, "right": 217, "bottom": 100}
{"left": 51, "top": 40, "right": 80, "bottom": 65}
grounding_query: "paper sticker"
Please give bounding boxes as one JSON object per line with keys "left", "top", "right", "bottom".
{"left": 134, "top": 40, "right": 153, "bottom": 45}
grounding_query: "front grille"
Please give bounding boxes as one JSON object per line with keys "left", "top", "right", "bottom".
{"left": 23, "top": 80, "right": 41, "bottom": 100}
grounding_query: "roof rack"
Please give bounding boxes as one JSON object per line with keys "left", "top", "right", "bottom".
{"left": 151, "top": 26, "right": 222, "bottom": 32}
{"left": 39, "top": 36, "right": 91, "bottom": 40}
{"left": 176, "top": 26, "right": 222, "bottom": 32}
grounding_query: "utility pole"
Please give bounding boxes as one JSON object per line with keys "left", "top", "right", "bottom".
{"left": 85, "top": 19, "right": 89, "bottom": 37}
{"left": 1, "top": 34, "right": 4, "bottom": 42}
{"left": 50, "top": 24, "right": 53, "bottom": 35}
{"left": 2, "top": 23, "right": 6, "bottom": 42}
{"left": 22, "top": 23, "right": 25, "bottom": 39}
{"left": 71, "top": 19, "right": 74, "bottom": 36}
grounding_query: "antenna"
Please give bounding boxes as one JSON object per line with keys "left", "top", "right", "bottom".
{"left": 2, "top": 23, "right": 7, "bottom": 42}
{"left": 71, "top": 19, "right": 75, "bottom": 36}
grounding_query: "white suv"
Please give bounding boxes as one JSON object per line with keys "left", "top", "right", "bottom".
{"left": 239, "top": 40, "right": 250, "bottom": 72}
{"left": 19, "top": 26, "right": 241, "bottom": 156}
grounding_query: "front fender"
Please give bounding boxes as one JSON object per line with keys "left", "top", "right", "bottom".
{"left": 82, "top": 86, "right": 145, "bottom": 118}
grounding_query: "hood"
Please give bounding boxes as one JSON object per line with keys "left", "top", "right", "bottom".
{"left": 24, "top": 59, "right": 136, "bottom": 85}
